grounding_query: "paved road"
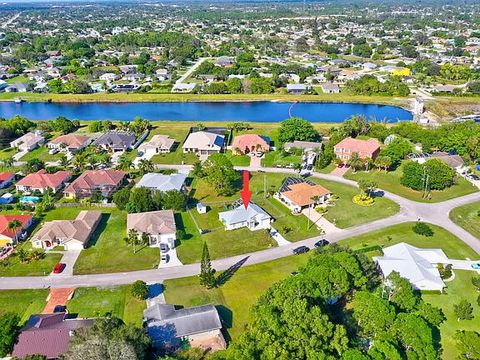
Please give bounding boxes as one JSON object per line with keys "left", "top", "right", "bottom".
{"left": 175, "top": 57, "right": 208, "bottom": 84}
{"left": 1, "top": 166, "right": 478, "bottom": 290}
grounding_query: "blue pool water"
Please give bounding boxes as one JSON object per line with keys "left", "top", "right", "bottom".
{"left": 0, "top": 101, "right": 412, "bottom": 122}
{"left": 20, "top": 196, "right": 40, "bottom": 203}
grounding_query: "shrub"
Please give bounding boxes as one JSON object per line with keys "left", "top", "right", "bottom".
{"left": 412, "top": 222, "right": 434, "bottom": 237}
{"left": 438, "top": 263, "right": 453, "bottom": 279}
{"left": 131, "top": 280, "right": 149, "bottom": 300}
{"left": 353, "top": 194, "right": 375, "bottom": 206}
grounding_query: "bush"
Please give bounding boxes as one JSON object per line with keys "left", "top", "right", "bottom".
{"left": 412, "top": 222, "right": 434, "bottom": 237}
{"left": 438, "top": 263, "right": 453, "bottom": 279}
{"left": 131, "top": 280, "right": 149, "bottom": 300}
{"left": 353, "top": 194, "right": 375, "bottom": 206}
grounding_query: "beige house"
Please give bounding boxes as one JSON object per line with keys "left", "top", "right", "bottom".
{"left": 138, "top": 135, "right": 175, "bottom": 156}
{"left": 182, "top": 131, "right": 225, "bottom": 157}
{"left": 10, "top": 131, "right": 45, "bottom": 151}
{"left": 31, "top": 211, "right": 102, "bottom": 250}
{"left": 127, "top": 210, "right": 177, "bottom": 249}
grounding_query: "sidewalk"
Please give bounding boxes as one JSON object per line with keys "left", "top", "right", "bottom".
{"left": 270, "top": 227, "right": 290, "bottom": 246}
{"left": 301, "top": 208, "right": 340, "bottom": 234}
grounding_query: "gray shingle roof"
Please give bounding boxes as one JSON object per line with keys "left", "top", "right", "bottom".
{"left": 136, "top": 173, "right": 187, "bottom": 192}
{"left": 93, "top": 131, "right": 135, "bottom": 149}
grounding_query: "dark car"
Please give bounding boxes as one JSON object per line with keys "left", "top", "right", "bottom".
{"left": 53, "top": 305, "right": 67, "bottom": 313}
{"left": 337, "top": 163, "right": 345, "bottom": 168}
{"left": 293, "top": 246, "right": 310, "bottom": 255}
{"left": 314, "top": 239, "right": 330, "bottom": 248}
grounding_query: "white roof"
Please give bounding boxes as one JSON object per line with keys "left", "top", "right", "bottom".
{"left": 374, "top": 243, "right": 447, "bottom": 291}
{"left": 219, "top": 202, "right": 271, "bottom": 226}
{"left": 182, "top": 131, "right": 224, "bottom": 151}
{"left": 137, "top": 173, "right": 187, "bottom": 192}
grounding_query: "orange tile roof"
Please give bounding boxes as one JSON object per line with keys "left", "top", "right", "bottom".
{"left": 231, "top": 134, "right": 269, "bottom": 152}
{"left": 64, "top": 170, "right": 126, "bottom": 194}
{"left": 334, "top": 137, "right": 381, "bottom": 155}
{"left": 0, "top": 214, "right": 32, "bottom": 239}
{"left": 282, "top": 183, "right": 330, "bottom": 207}
{"left": 0, "top": 172, "right": 14, "bottom": 182}
{"left": 16, "top": 170, "right": 71, "bottom": 190}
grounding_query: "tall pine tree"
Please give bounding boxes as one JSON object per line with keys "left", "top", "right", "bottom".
{"left": 199, "top": 242, "right": 216, "bottom": 288}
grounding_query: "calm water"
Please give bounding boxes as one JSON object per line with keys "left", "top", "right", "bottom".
{"left": 0, "top": 101, "right": 412, "bottom": 122}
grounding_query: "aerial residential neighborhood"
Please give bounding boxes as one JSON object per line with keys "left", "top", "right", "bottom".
{"left": 0, "top": 0, "right": 479, "bottom": 359}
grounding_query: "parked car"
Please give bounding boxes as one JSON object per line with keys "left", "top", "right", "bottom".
{"left": 337, "top": 163, "right": 345, "bottom": 168}
{"left": 467, "top": 174, "right": 479, "bottom": 180}
{"left": 471, "top": 262, "right": 480, "bottom": 270}
{"left": 160, "top": 253, "right": 169, "bottom": 264}
{"left": 53, "top": 263, "right": 66, "bottom": 274}
{"left": 53, "top": 305, "right": 67, "bottom": 313}
{"left": 314, "top": 239, "right": 330, "bottom": 248}
{"left": 292, "top": 246, "right": 310, "bottom": 255}
{"left": 49, "top": 148, "right": 59, "bottom": 155}
{"left": 159, "top": 243, "right": 169, "bottom": 253}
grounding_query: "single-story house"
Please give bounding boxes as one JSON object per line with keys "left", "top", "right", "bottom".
{"left": 12, "top": 313, "right": 93, "bottom": 360}
{"left": 284, "top": 140, "right": 323, "bottom": 152}
{"left": 321, "top": 82, "right": 340, "bottom": 94}
{"left": 10, "top": 130, "right": 45, "bottom": 152}
{"left": 31, "top": 210, "right": 102, "bottom": 250}
{"left": 412, "top": 151, "right": 465, "bottom": 172}
{"left": 172, "top": 83, "right": 196, "bottom": 93}
{"left": 144, "top": 303, "right": 225, "bottom": 351}
{"left": 64, "top": 169, "right": 126, "bottom": 199}
{"left": 99, "top": 72, "right": 119, "bottom": 82}
{"left": 231, "top": 134, "right": 270, "bottom": 155}
{"left": 5, "top": 82, "right": 28, "bottom": 93}
{"left": 334, "top": 137, "right": 381, "bottom": 161}
{"left": 137, "top": 173, "right": 187, "bottom": 193}
{"left": 48, "top": 134, "right": 92, "bottom": 153}
{"left": 93, "top": 131, "right": 136, "bottom": 152}
{"left": 127, "top": 210, "right": 177, "bottom": 249}
{"left": 182, "top": 131, "right": 225, "bottom": 157}
{"left": 219, "top": 202, "right": 272, "bottom": 231}
{"left": 138, "top": 135, "right": 175, "bottom": 156}
{"left": 286, "top": 83, "right": 309, "bottom": 94}
{"left": 276, "top": 177, "right": 331, "bottom": 213}
{"left": 0, "top": 214, "right": 34, "bottom": 246}
{"left": 0, "top": 172, "right": 15, "bottom": 188}
{"left": 214, "top": 56, "right": 235, "bottom": 67}
{"left": 16, "top": 169, "right": 72, "bottom": 194}
{"left": 373, "top": 243, "right": 448, "bottom": 291}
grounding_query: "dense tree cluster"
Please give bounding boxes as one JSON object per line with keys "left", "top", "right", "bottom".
{"left": 217, "top": 246, "right": 443, "bottom": 360}
{"left": 278, "top": 117, "right": 320, "bottom": 144}
{"left": 345, "top": 75, "right": 410, "bottom": 96}
{"left": 200, "top": 153, "right": 239, "bottom": 196}
{"left": 401, "top": 159, "right": 456, "bottom": 191}
{"left": 113, "top": 187, "right": 186, "bottom": 213}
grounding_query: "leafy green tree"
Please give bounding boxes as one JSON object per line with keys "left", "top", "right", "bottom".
{"left": 278, "top": 117, "right": 319, "bottom": 144}
{"left": 202, "top": 153, "right": 238, "bottom": 196}
{"left": 424, "top": 158, "right": 455, "bottom": 190}
{"left": 138, "top": 159, "right": 154, "bottom": 175}
{"left": 24, "top": 158, "right": 45, "bottom": 174}
{"left": 125, "top": 228, "right": 140, "bottom": 254}
{"left": 116, "top": 154, "right": 133, "bottom": 171}
{"left": 392, "top": 313, "right": 437, "bottom": 359}
{"left": 379, "top": 138, "right": 412, "bottom": 168}
{"left": 412, "top": 222, "right": 434, "bottom": 237}
{"left": 347, "top": 152, "right": 364, "bottom": 172}
{"left": 455, "top": 330, "right": 480, "bottom": 360}
{"left": 131, "top": 280, "right": 149, "bottom": 300}
{"left": 400, "top": 161, "right": 424, "bottom": 191}
{"left": 358, "top": 179, "right": 377, "bottom": 198}
{"left": 454, "top": 300, "right": 474, "bottom": 321}
{"left": 161, "top": 190, "right": 186, "bottom": 211}
{"left": 385, "top": 271, "right": 419, "bottom": 311}
{"left": 112, "top": 187, "right": 131, "bottom": 210}
{"left": 352, "top": 291, "right": 396, "bottom": 338}
{"left": 125, "top": 187, "right": 152, "bottom": 213}
{"left": 368, "top": 341, "right": 402, "bottom": 360}
{"left": 415, "top": 302, "right": 445, "bottom": 327}
{"left": 471, "top": 276, "right": 480, "bottom": 292}
{"left": 199, "top": 242, "right": 216, "bottom": 289}
{"left": 0, "top": 312, "right": 20, "bottom": 357}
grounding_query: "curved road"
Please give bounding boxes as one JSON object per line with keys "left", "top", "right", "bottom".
{"left": 1, "top": 166, "right": 479, "bottom": 290}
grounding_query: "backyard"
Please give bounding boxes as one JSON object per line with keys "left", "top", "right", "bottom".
{"left": 423, "top": 271, "right": 480, "bottom": 360}
{"left": 67, "top": 285, "right": 146, "bottom": 326}
{"left": 19, "top": 145, "right": 63, "bottom": 162}
{"left": 449, "top": 202, "right": 480, "bottom": 239}
{"left": 346, "top": 165, "right": 478, "bottom": 203}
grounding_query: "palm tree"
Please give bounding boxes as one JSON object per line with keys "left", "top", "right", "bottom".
{"left": 72, "top": 152, "right": 87, "bottom": 171}
{"left": 117, "top": 154, "right": 133, "bottom": 171}
{"left": 293, "top": 162, "right": 302, "bottom": 177}
{"left": 3, "top": 156, "right": 14, "bottom": 168}
{"left": 118, "top": 122, "right": 131, "bottom": 132}
{"left": 125, "top": 228, "right": 140, "bottom": 254}
{"left": 138, "top": 159, "right": 154, "bottom": 174}
{"left": 7, "top": 220, "right": 22, "bottom": 243}
{"left": 16, "top": 248, "right": 29, "bottom": 263}
{"left": 59, "top": 155, "right": 69, "bottom": 169}
{"left": 347, "top": 152, "right": 364, "bottom": 173}
{"left": 374, "top": 155, "right": 392, "bottom": 173}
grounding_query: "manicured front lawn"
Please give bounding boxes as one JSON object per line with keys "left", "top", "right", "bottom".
{"left": 0, "top": 147, "right": 16, "bottom": 161}
{"left": 175, "top": 211, "right": 276, "bottom": 264}
{"left": 45, "top": 207, "right": 162, "bottom": 275}
{"left": 0, "top": 289, "right": 49, "bottom": 323}
{"left": 20, "top": 145, "right": 63, "bottom": 162}
{"left": 67, "top": 285, "right": 146, "bottom": 326}
{"left": 423, "top": 271, "right": 480, "bottom": 360}
{"left": 338, "top": 222, "right": 479, "bottom": 259}
{"left": 224, "top": 150, "right": 250, "bottom": 166}
{"left": 261, "top": 151, "right": 302, "bottom": 167}
{"left": 0, "top": 248, "right": 63, "bottom": 276}
{"left": 346, "top": 166, "right": 478, "bottom": 203}
{"left": 164, "top": 254, "right": 310, "bottom": 339}
{"left": 449, "top": 202, "right": 480, "bottom": 240}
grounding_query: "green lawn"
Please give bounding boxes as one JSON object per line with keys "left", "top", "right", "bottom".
{"left": 0, "top": 249, "right": 63, "bottom": 276}
{"left": 0, "top": 147, "right": 16, "bottom": 161}
{"left": 449, "top": 202, "right": 480, "bottom": 240}
{"left": 6, "top": 75, "right": 29, "bottom": 84}
{"left": 423, "top": 271, "right": 480, "bottom": 360}
{"left": 346, "top": 166, "right": 478, "bottom": 203}
{"left": 67, "top": 285, "right": 146, "bottom": 326}
{"left": 338, "top": 222, "right": 479, "bottom": 259}
{"left": 224, "top": 150, "right": 251, "bottom": 166}
{"left": 66, "top": 207, "right": 161, "bottom": 275}
{"left": 261, "top": 151, "right": 302, "bottom": 167}
{"left": 0, "top": 289, "right": 49, "bottom": 323}
{"left": 20, "top": 145, "right": 63, "bottom": 162}
{"left": 164, "top": 254, "right": 310, "bottom": 340}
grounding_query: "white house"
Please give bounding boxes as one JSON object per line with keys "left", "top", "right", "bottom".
{"left": 127, "top": 210, "right": 177, "bottom": 249}
{"left": 138, "top": 135, "right": 175, "bottom": 156}
{"left": 219, "top": 202, "right": 272, "bottom": 231}
{"left": 374, "top": 243, "right": 448, "bottom": 291}
{"left": 99, "top": 73, "right": 119, "bottom": 82}
{"left": 10, "top": 131, "right": 45, "bottom": 152}
{"left": 136, "top": 173, "right": 187, "bottom": 193}
{"left": 182, "top": 131, "right": 225, "bottom": 157}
